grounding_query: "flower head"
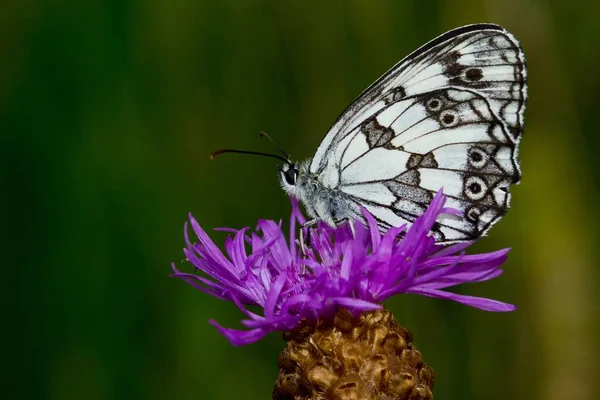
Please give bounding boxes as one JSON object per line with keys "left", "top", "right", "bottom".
{"left": 172, "top": 191, "right": 514, "bottom": 346}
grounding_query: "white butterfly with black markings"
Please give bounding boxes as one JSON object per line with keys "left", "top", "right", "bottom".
{"left": 214, "top": 24, "right": 527, "bottom": 243}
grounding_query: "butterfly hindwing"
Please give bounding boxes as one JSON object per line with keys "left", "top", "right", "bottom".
{"left": 333, "top": 88, "right": 518, "bottom": 240}
{"left": 307, "top": 24, "right": 526, "bottom": 242}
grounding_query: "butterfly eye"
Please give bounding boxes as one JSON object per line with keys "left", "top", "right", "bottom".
{"left": 283, "top": 167, "right": 298, "bottom": 186}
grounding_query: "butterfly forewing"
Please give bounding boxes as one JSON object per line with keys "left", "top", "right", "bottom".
{"left": 309, "top": 24, "right": 526, "bottom": 242}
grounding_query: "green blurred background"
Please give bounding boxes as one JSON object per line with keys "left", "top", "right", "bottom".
{"left": 3, "top": 0, "right": 599, "bottom": 399}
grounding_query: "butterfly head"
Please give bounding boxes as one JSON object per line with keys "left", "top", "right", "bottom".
{"left": 279, "top": 159, "right": 315, "bottom": 203}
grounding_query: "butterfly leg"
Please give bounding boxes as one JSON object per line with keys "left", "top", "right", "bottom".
{"left": 334, "top": 218, "right": 356, "bottom": 238}
{"left": 298, "top": 229, "right": 308, "bottom": 256}
{"left": 348, "top": 219, "right": 356, "bottom": 238}
{"left": 297, "top": 219, "right": 318, "bottom": 256}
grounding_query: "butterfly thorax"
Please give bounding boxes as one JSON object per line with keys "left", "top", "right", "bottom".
{"left": 279, "top": 159, "right": 355, "bottom": 227}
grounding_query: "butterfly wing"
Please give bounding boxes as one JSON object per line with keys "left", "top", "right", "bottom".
{"left": 310, "top": 24, "right": 526, "bottom": 241}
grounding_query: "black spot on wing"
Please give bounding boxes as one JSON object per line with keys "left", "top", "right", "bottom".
{"left": 466, "top": 68, "right": 483, "bottom": 81}
{"left": 425, "top": 96, "right": 443, "bottom": 112}
{"left": 468, "top": 181, "right": 482, "bottom": 194}
{"left": 421, "top": 152, "right": 438, "bottom": 168}
{"left": 396, "top": 170, "right": 420, "bottom": 185}
{"left": 465, "top": 206, "right": 482, "bottom": 224}
{"left": 441, "top": 111, "right": 458, "bottom": 126}
{"left": 468, "top": 146, "right": 488, "bottom": 169}
{"left": 407, "top": 154, "right": 423, "bottom": 169}
{"left": 361, "top": 118, "right": 394, "bottom": 148}
{"left": 385, "top": 180, "right": 433, "bottom": 205}
{"left": 508, "top": 126, "right": 521, "bottom": 137}
{"left": 445, "top": 61, "right": 468, "bottom": 78}
{"left": 407, "top": 152, "right": 438, "bottom": 169}
{"left": 443, "top": 50, "right": 462, "bottom": 66}
{"left": 383, "top": 86, "right": 406, "bottom": 104}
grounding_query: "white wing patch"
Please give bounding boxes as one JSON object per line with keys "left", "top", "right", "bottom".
{"left": 362, "top": 204, "right": 410, "bottom": 228}
{"left": 342, "top": 182, "right": 396, "bottom": 206}
{"left": 377, "top": 101, "right": 413, "bottom": 126}
{"left": 342, "top": 148, "right": 410, "bottom": 185}
{"left": 340, "top": 131, "right": 370, "bottom": 170}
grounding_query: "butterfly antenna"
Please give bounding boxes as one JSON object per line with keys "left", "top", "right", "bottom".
{"left": 210, "top": 149, "right": 290, "bottom": 165}
{"left": 259, "top": 131, "right": 290, "bottom": 160}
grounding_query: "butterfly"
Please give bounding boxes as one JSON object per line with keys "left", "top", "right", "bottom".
{"left": 215, "top": 24, "right": 527, "bottom": 243}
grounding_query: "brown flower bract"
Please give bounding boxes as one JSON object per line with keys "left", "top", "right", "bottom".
{"left": 273, "top": 308, "right": 434, "bottom": 400}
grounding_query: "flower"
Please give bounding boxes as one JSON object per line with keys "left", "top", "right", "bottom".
{"left": 171, "top": 191, "right": 515, "bottom": 346}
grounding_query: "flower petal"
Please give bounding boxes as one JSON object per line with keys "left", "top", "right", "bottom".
{"left": 209, "top": 320, "right": 269, "bottom": 346}
{"left": 406, "top": 288, "right": 516, "bottom": 312}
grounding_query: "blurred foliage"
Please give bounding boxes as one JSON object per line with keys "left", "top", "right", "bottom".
{"left": 2, "top": 0, "right": 599, "bottom": 399}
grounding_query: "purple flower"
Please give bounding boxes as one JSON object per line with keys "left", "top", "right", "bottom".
{"left": 172, "top": 191, "right": 515, "bottom": 346}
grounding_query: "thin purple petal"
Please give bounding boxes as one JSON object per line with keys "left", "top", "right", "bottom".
{"left": 406, "top": 288, "right": 516, "bottom": 312}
